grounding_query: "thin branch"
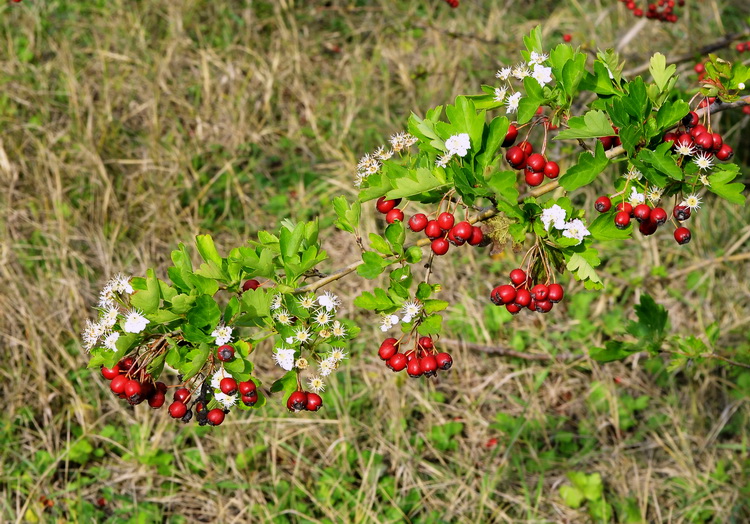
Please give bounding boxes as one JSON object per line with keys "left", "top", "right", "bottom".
{"left": 440, "top": 338, "right": 581, "bottom": 361}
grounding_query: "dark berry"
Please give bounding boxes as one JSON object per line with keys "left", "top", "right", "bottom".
{"left": 217, "top": 345, "right": 235, "bottom": 362}
{"left": 502, "top": 125, "right": 518, "bottom": 147}
{"left": 287, "top": 391, "right": 308, "bottom": 412}
{"left": 639, "top": 219, "right": 658, "bottom": 236}
{"left": 673, "top": 205, "right": 691, "bottom": 221}
{"left": 242, "top": 279, "right": 260, "bottom": 292}
{"left": 682, "top": 111, "right": 699, "bottom": 127}
{"left": 148, "top": 393, "right": 166, "bottom": 409}
{"left": 674, "top": 227, "right": 691, "bottom": 245}
{"left": 435, "top": 352, "right": 453, "bottom": 370}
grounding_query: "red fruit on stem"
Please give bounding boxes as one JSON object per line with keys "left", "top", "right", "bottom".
{"left": 491, "top": 284, "right": 517, "bottom": 305}
{"left": 217, "top": 345, "right": 235, "bottom": 362}
{"left": 663, "top": 132, "right": 678, "bottom": 144}
{"left": 385, "top": 208, "right": 404, "bottom": 224}
{"left": 101, "top": 365, "right": 120, "bottom": 380}
{"left": 447, "top": 227, "right": 465, "bottom": 246}
{"left": 616, "top": 202, "right": 633, "bottom": 216}
{"left": 505, "top": 146, "right": 526, "bottom": 168}
{"left": 547, "top": 283, "right": 564, "bottom": 303}
{"left": 387, "top": 353, "right": 408, "bottom": 372}
{"left": 436, "top": 212, "right": 455, "bottom": 230}
{"left": 376, "top": 196, "right": 400, "bottom": 214}
{"left": 674, "top": 227, "right": 691, "bottom": 245}
{"left": 689, "top": 124, "right": 707, "bottom": 138}
{"left": 509, "top": 268, "right": 527, "bottom": 286}
{"left": 207, "top": 408, "right": 225, "bottom": 426}
{"left": 220, "top": 377, "right": 238, "bottom": 395}
{"left": 595, "top": 196, "right": 612, "bottom": 213}
{"left": 174, "top": 387, "right": 191, "bottom": 403}
{"left": 633, "top": 204, "right": 651, "bottom": 223}
{"left": 119, "top": 356, "right": 135, "bottom": 371}
{"left": 711, "top": 133, "right": 723, "bottom": 151}
{"left": 110, "top": 375, "right": 128, "bottom": 394}
{"left": 407, "top": 358, "right": 422, "bottom": 378}
{"left": 242, "top": 279, "right": 260, "bottom": 291}
{"left": 425, "top": 220, "right": 443, "bottom": 239}
{"left": 543, "top": 161, "right": 560, "bottom": 179}
{"left": 379, "top": 343, "right": 397, "bottom": 360}
{"left": 514, "top": 288, "right": 532, "bottom": 307}
{"left": 518, "top": 141, "right": 533, "bottom": 155}
{"left": 651, "top": 207, "right": 667, "bottom": 226}
{"left": 694, "top": 63, "right": 705, "bottom": 74}
{"left": 530, "top": 284, "right": 549, "bottom": 301}
{"left": 306, "top": 393, "right": 323, "bottom": 411}
{"left": 435, "top": 352, "right": 453, "bottom": 370}
{"left": 673, "top": 205, "right": 691, "bottom": 221}
{"left": 716, "top": 144, "right": 733, "bottom": 161}
{"left": 431, "top": 238, "right": 449, "bottom": 255}
{"left": 452, "top": 221, "right": 473, "bottom": 242}
{"left": 287, "top": 391, "right": 308, "bottom": 412}
{"left": 639, "top": 219, "right": 658, "bottom": 236}
{"left": 694, "top": 133, "right": 713, "bottom": 151}
{"left": 563, "top": 34, "right": 572, "bottom": 42}
{"left": 419, "top": 336, "right": 434, "bottom": 350}
{"left": 168, "top": 401, "right": 187, "bottom": 419}
{"left": 408, "top": 213, "right": 428, "bottom": 232}
{"left": 614, "top": 211, "right": 631, "bottom": 229}
{"left": 468, "top": 226, "right": 484, "bottom": 246}
{"left": 525, "top": 170, "right": 544, "bottom": 187}
{"left": 155, "top": 382, "right": 168, "bottom": 394}
{"left": 239, "top": 380, "right": 256, "bottom": 395}
{"left": 124, "top": 379, "right": 142, "bottom": 399}
{"left": 502, "top": 125, "right": 518, "bottom": 147}
{"left": 148, "top": 393, "right": 165, "bottom": 409}
{"left": 381, "top": 337, "right": 398, "bottom": 348}
{"left": 682, "top": 111, "right": 699, "bottom": 127}
{"left": 599, "top": 136, "right": 613, "bottom": 150}
{"left": 535, "top": 300, "right": 553, "bottom": 313}
{"left": 420, "top": 355, "right": 438, "bottom": 375}
{"left": 506, "top": 303, "right": 522, "bottom": 315}
{"left": 526, "top": 153, "right": 546, "bottom": 173}
{"left": 242, "top": 391, "right": 258, "bottom": 406}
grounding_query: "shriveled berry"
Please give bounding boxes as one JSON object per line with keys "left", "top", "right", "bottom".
{"left": 502, "top": 124, "right": 518, "bottom": 147}
{"left": 595, "top": 196, "right": 612, "bottom": 213}
{"left": 547, "top": 283, "right": 564, "bottom": 303}
{"left": 306, "top": 392, "right": 323, "bottom": 411}
{"left": 543, "top": 161, "right": 560, "bottom": 179}
{"left": 239, "top": 380, "right": 256, "bottom": 396}
{"left": 614, "top": 211, "right": 631, "bottom": 229}
{"left": 385, "top": 208, "right": 404, "bottom": 224}
{"left": 633, "top": 204, "right": 651, "bottom": 223}
{"left": 376, "top": 196, "right": 400, "bottom": 214}
{"left": 174, "top": 387, "right": 191, "bottom": 403}
{"left": 424, "top": 220, "right": 443, "bottom": 239}
{"left": 408, "top": 213, "right": 428, "bottom": 232}
{"left": 220, "top": 377, "right": 238, "bottom": 395}
{"left": 673, "top": 205, "right": 691, "bottom": 221}
{"left": 101, "top": 365, "right": 120, "bottom": 380}
{"left": 169, "top": 401, "right": 187, "bottom": 419}
{"left": 674, "top": 227, "right": 691, "bottom": 245}
{"left": 387, "top": 353, "right": 408, "bottom": 372}
{"left": 431, "top": 238, "right": 449, "bottom": 255}
{"left": 242, "top": 279, "right": 260, "bottom": 291}
{"left": 207, "top": 408, "right": 225, "bottom": 426}
{"left": 217, "top": 345, "right": 235, "bottom": 362}
{"left": 287, "top": 391, "right": 308, "bottom": 412}
{"left": 435, "top": 352, "right": 453, "bottom": 370}
{"left": 119, "top": 356, "right": 135, "bottom": 371}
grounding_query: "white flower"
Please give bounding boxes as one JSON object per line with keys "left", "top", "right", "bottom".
{"left": 373, "top": 146, "right": 394, "bottom": 161}
{"left": 270, "top": 294, "right": 282, "bottom": 311}
{"left": 390, "top": 132, "right": 416, "bottom": 152}
{"left": 693, "top": 152, "right": 714, "bottom": 171}
{"left": 404, "top": 134, "right": 418, "bottom": 147}
{"left": 307, "top": 376, "right": 326, "bottom": 393}
{"left": 319, "top": 329, "right": 332, "bottom": 339}
{"left": 211, "top": 323, "right": 233, "bottom": 346}
{"left": 561, "top": 219, "right": 591, "bottom": 245}
{"left": 646, "top": 187, "right": 663, "bottom": 203}
{"left": 98, "top": 283, "right": 116, "bottom": 309}
{"left": 274, "top": 309, "right": 293, "bottom": 326}
{"left": 400, "top": 301, "right": 422, "bottom": 323}
{"left": 436, "top": 154, "right": 453, "bottom": 168}
{"left": 624, "top": 167, "right": 642, "bottom": 181}
{"left": 493, "top": 87, "right": 507, "bottom": 103}
{"left": 294, "top": 326, "right": 312, "bottom": 344}
{"left": 114, "top": 274, "right": 134, "bottom": 295}
{"left": 103, "top": 332, "right": 120, "bottom": 351}
{"left": 531, "top": 64, "right": 553, "bottom": 87}
{"left": 331, "top": 320, "right": 347, "bottom": 338}
{"left": 506, "top": 92, "right": 522, "bottom": 114}
{"left": 81, "top": 319, "right": 104, "bottom": 351}
{"left": 445, "top": 133, "right": 471, "bottom": 157}
{"left": 739, "top": 82, "right": 746, "bottom": 90}
{"left": 354, "top": 172, "right": 367, "bottom": 188}
{"left": 313, "top": 310, "right": 332, "bottom": 326}
{"left": 628, "top": 187, "right": 645, "bottom": 206}
{"left": 675, "top": 141, "right": 696, "bottom": 156}
{"left": 682, "top": 194, "right": 702, "bottom": 210}
{"left": 298, "top": 294, "right": 316, "bottom": 310}
{"left": 541, "top": 205, "right": 567, "bottom": 231}
{"left": 528, "top": 51, "right": 549, "bottom": 66}
{"left": 329, "top": 348, "right": 348, "bottom": 362}
{"left": 285, "top": 336, "right": 294, "bottom": 344}
{"left": 122, "top": 309, "right": 149, "bottom": 334}
{"left": 295, "top": 357, "right": 309, "bottom": 370}
{"left": 512, "top": 63, "right": 530, "bottom": 80}
{"left": 100, "top": 307, "right": 120, "bottom": 329}
{"left": 319, "top": 358, "right": 336, "bottom": 377}
{"left": 496, "top": 67, "right": 511, "bottom": 80}
{"left": 380, "top": 314, "right": 399, "bottom": 332}
{"left": 700, "top": 174, "right": 710, "bottom": 187}
{"left": 211, "top": 368, "right": 233, "bottom": 390}
{"left": 273, "top": 347, "right": 296, "bottom": 371}
{"left": 214, "top": 392, "right": 237, "bottom": 409}
{"left": 317, "top": 291, "right": 340, "bottom": 312}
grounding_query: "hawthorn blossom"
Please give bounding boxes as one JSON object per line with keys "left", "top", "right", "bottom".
{"left": 531, "top": 64, "right": 553, "bottom": 87}
{"left": 270, "top": 294, "right": 282, "bottom": 311}
{"left": 445, "top": 133, "right": 471, "bottom": 157}
{"left": 331, "top": 320, "right": 347, "bottom": 338}
{"left": 400, "top": 300, "right": 422, "bottom": 323}
{"left": 496, "top": 67, "right": 512, "bottom": 80}
{"left": 541, "top": 205, "right": 567, "bottom": 231}
{"left": 122, "top": 309, "right": 149, "bottom": 334}
{"left": 380, "top": 314, "right": 399, "bottom": 332}
{"left": 211, "top": 323, "right": 233, "bottom": 346}
{"left": 493, "top": 87, "right": 507, "bottom": 103}
{"left": 295, "top": 357, "right": 309, "bottom": 370}
{"left": 307, "top": 376, "right": 326, "bottom": 393}
{"left": 294, "top": 326, "right": 311, "bottom": 344}
{"left": 693, "top": 151, "right": 714, "bottom": 171}
{"left": 682, "top": 194, "right": 702, "bottom": 210}
{"left": 373, "top": 146, "right": 393, "bottom": 161}
{"left": 646, "top": 187, "right": 663, "bottom": 203}
{"left": 528, "top": 51, "right": 549, "bottom": 65}
{"left": 81, "top": 319, "right": 104, "bottom": 351}
{"left": 273, "top": 347, "right": 296, "bottom": 371}
{"left": 319, "top": 358, "right": 336, "bottom": 377}
{"left": 314, "top": 310, "right": 332, "bottom": 326}
{"left": 214, "top": 392, "right": 237, "bottom": 409}
{"left": 317, "top": 291, "right": 340, "bottom": 312}
{"left": 103, "top": 332, "right": 120, "bottom": 352}
{"left": 436, "top": 154, "right": 452, "bottom": 168}
{"left": 274, "top": 309, "right": 293, "bottom": 326}
{"left": 211, "top": 368, "right": 233, "bottom": 390}
{"left": 329, "top": 348, "right": 348, "bottom": 362}
{"left": 506, "top": 92, "right": 522, "bottom": 114}
{"left": 100, "top": 307, "right": 120, "bottom": 329}
{"left": 628, "top": 187, "right": 645, "bottom": 206}
{"left": 675, "top": 141, "right": 695, "bottom": 157}
{"left": 562, "top": 219, "right": 591, "bottom": 245}
{"left": 625, "top": 167, "right": 642, "bottom": 181}
{"left": 298, "top": 294, "right": 316, "bottom": 309}
{"left": 512, "top": 63, "right": 530, "bottom": 80}
{"left": 700, "top": 174, "right": 710, "bottom": 186}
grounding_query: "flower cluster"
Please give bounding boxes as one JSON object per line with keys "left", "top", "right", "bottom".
{"left": 354, "top": 132, "right": 417, "bottom": 187}
{"left": 494, "top": 50, "right": 553, "bottom": 114}
{"left": 540, "top": 205, "right": 591, "bottom": 245}
{"left": 380, "top": 300, "right": 423, "bottom": 332}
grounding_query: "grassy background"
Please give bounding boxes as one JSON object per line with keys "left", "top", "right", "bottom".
{"left": 2, "top": 0, "right": 750, "bottom": 522}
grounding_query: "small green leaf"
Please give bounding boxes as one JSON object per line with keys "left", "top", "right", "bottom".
{"left": 649, "top": 53, "right": 677, "bottom": 92}
{"left": 637, "top": 142, "right": 683, "bottom": 181}
{"left": 417, "top": 314, "right": 443, "bottom": 335}
{"left": 423, "top": 299, "right": 449, "bottom": 314}
{"left": 333, "top": 196, "right": 361, "bottom": 234}
{"left": 559, "top": 485, "right": 585, "bottom": 509}
{"left": 368, "top": 234, "right": 392, "bottom": 255}
{"left": 559, "top": 142, "right": 609, "bottom": 191}
{"left": 554, "top": 110, "right": 614, "bottom": 140}
{"left": 186, "top": 295, "right": 221, "bottom": 330}
{"left": 707, "top": 164, "right": 746, "bottom": 205}
{"left": 354, "top": 288, "right": 395, "bottom": 311}
{"left": 130, "top": 269, "right": 161, "bottom": 315}
{"left": 182, "top": 343, "right": 211, "bottom": 382}
{"left": 385, "top": 166, "right": 448, "bottom": 200}
{"left": 196, "top": 235, "right": 222, "bottom": 265}
{"left": 270, "top": 370, "right": 298, "bottom": 401}
{"left": 588, "top": 212, "right": 632, "bottom": 240}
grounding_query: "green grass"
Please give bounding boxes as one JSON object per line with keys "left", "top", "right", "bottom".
{"left": 1, "top": 0, "right": 750, "bottom": 522}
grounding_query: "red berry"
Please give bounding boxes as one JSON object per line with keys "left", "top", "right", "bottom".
{"left": 242, "top": 391, "right": 258, "bottom": 406}
{"left": 387, "top": 353, "right": 408, "bottom": 372}
{"left": 407, "top": 358, "right": 423, "bottom": 378}
{"left": 651, "top": 207, "right": 667, "bottom": 226}
{"left": 148, "top": 393, "right": 165, "bottom": 409}
{"left": 467, "top": 226, "right": 484, "bottom": 246}
{"left": 502, "top": 125, "right": 518, "bottom": 147}
{"left": 376, "top": 196, "right": 399, "bottom": 214}
{"left": 491, "top": 284, "right": 517, "bottom": 305}
{"left": 514, "top": 288, "right": 532, "bottom": 307}
{"left": 447, "top": 227, "right": 465, "bottom": 246}
{"left": 694, "top": 132, "right": 713, "bottom": 151}
{"left": 518, "top": 141, "right": 533, "bottom": 155}
{"left": 614, "top": 211, "right": 631, "bottom": 229}
{"left": 673, "top": 205, "right": 691, "bottom": 221}
{"left": 633, "top": 204, "right": 651, "bottom": 223}
{"left": 110, "top": 375, "right": 128, "bottom": 394}
{"left": 217, "top": 345, "right": 235, "bottom": 362}
{"left": 674, "top": 227, "right": 691, "bottom": 245}
{"left": 682, "top": 111, "right": 699, "bottom": 127}
{"left": 694, "top": 63, "right": 705, "bottom": 74}
{"left": 239, "top": 380, "right": 256, "bottom": 395}
{"left": 676, "top": 133, "right": 693, "bottom": 149}
{"left": 418, "top": 336, "right": 434, "bottom": 349}
{"left": 174, "top": 387, "right": 191, "bottom": 403}
{"left": 543, "top": 161, "right": 560, "bottom": 179}
{"left": 595, "top": 196, "right": 612, "bottom": 213}
{"left": 287, "top": 391, "right": 308, "bottom": 412}
{"left": 716, "top": 144, "right": 733, "bottom": 161}
{"left": 207, "top": 408, "right": 225, "bottom": 426}
{"left": 506, "top": 146, "right": 526, "bottom": 168}
{"left": 306, "top": 392, "right": 323, "bottom": 411}
{"left": 509, "top": 269, "right": 527, "bottom": 285}
{"left": 616, "top": 202, "right": 633, "bottom": 216}
{"left": 124, "top": 379, "right": 142, "bottom": 400}
{"left": 526, "top": 153, "right": 546, "bottom": 173}
{"left": 525, "top": 170, "right": 544, "bottom": 187}
{"left": 119, "top": 356, "right": 135, "bottom": 371}
{"left": 506, "top": 303, "right": 522, "bottom": 315}
{"left": 437, "top": 212, "right": 455, "bottom": 230}
{"left": 711, "top": 133, "right": 723, "bottom": 152}
{"left": 378, "top": 343, "right": 396, "bottom": 360}
{"left": 155, "top": 382, "right": 168, "bottom": 394}
{"left": 381, "top": 338, "right": 398, "bottom": 348}
{"left": 420, "top": 355, "right": 438, "bottom": 376}
{"left": 639, "top": 219, "right": 658, "bottom": 236}
{"left": 408, "top": 213, "right": 428, "bottom": 232}
{"left": 431, "top": 238, "right": 449, "bottom": 255}
{"left": 547, "top": 283, "right": 564, "bottom": 303}
{"left": 530, "top": 284, "right": 549, "bottom": 300}
{"left": 101, "top": 365, "right": 120, "bottom": 380}
{"left": 425, "top": 220, "right": 443, "bottom": 239}
{"left": 663, "top": 132, "right": 678, "bottom": 144}
{"left": 385, "top": 208, "right": 404, "bottom": 224}
{"left": 435, "top": 352, "right": 453, "bottom": 370}
{"left": 563, "top": 34, "right": 572, "bottom": 42}
{"left": 169, "top": 401, "right": 187, "bottom": 419}
{"left": 599, "top": 136, "right": 613, "bottom": 150}
{"left": 738, "top": 43, "right": 746, "bottom": 53}
{"left": 535, "top": 300, "right": 553, "bottom": 313}
{"left": 451, "top": 221, "right": 473, "bottom": 242}
{"left": 242, "top": 279, "right": 260, "bottom": 291}
{"left": 689, "top": 124, "right": 707, "bottom": 138}
{"left": 220, "top": 377, "right": 238, "bottom": 395}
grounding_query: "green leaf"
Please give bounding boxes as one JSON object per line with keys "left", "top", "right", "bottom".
{"left": 129, "top": 269, "right": 160, "bottom": 315}
{"left": 368, "top": 234, "right": 392, "bottom": 255}
{"left": 354, "top": 287, "right": 395, "bottom": 311}
{"left": 182, "top": 344, "right": 211, "bottom": 381}
{"left": 626, "top": 294, "right": 668, "bottom": 349}
{"left": 589, "top": 340, "right": 640, "bottom": 362}
{"left": 445, "top": 96, "right": 485, "bottom": 151}
{"left": 707, "top": 164, "right": 746, "bottom": 205}
{"left": 580, "top": 60, "right": 621, "bottom": 96}
{"left": 195, "top": 260, "right": 229, "bottom": 282}
{"left": 559, "top": 485, "right": 585, "bottom": 509}
{"left": 384, "top": 221, "right": 406, "bottom": 254}
{"left": 279, "top": 222, "right": 305, "bottom": 260}
{"left": 186, "top": 295, "right": 221, "bottom": 330}
{"left": 333, "top": 196, "right": 361, "bottom": 234}
{"left": 554, "top": 110, "right": 614, "bottom": 140}
{"left": 522, "top": 25, "right": 543, "bottom": 54}
{"left": 357, "top": 251, "right": 389, "bottom": 279}
{"left": 559, "top": 142, "right": 609, "bottom": 191}
{"left": 655, "top": 100, "right": 689, "bottom": 131}
{"left": 487, "top": 170, "right": 520, "bottom": 203}
{"left": 195, "top": 235, "right": 222, "bottom": 265}
{"left": 239, "top": 288, "right": 272, "bottom": 319}
{"left": 476, "top": 116, "right": 509, "bottom": 171}
{"left": 403, "top": 245, "right": 423, "bottom": 264}
{"left": 423, "top": 299, "right": 449, "bottom": 314}
{"left": 385, "top": 167, "right": 448, "bottom": 200}
{"left": 637, "top": 142, "right": 682, "bottom": 181}
{"left": 417, "top": 314, "right": 443, "bottom": 335}
{"left": 416, "top": 282, "right": 433, "bottom": 300}
{"left": 565, "top": 246, "right": 603, "bottom": 289}
{"left": 649, "top": 53, "right": 677, "bottom": 92}
{"left": 517, "top": 77, "right": 544, "bottom": 124}
{"left": 588, "top": 212, "right": 632, "bottom": 240}
{"left": 270, "top": 370, "right": 298, "bottom": 401}
{"left": 170, "top": 294, "right": 196, "bottom": 315}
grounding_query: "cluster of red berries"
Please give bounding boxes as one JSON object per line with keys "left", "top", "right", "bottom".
{"left": 595, "top": 196, "right": 680, "bottom": 240}
{"left": 619, "top": 0, "right": 683, "bottom": 21}
{"left": 490, "top": 268, "right": 564, "bottom": 314}
{"left": 598, "top": 127, "right": 622, "bottom": 151}
{"left": 735, "top": 41, "right": 750, "bottom": 53}
{"left": 443, "top": 0, "right": 459, "bottom": 7}
{"left": 286, "top": 390, "right": 323, "bottom": 412}
{"left": 375, "top": 197, "right": 487, "bottom": 256}
{"left": 665, "top": 110, "right": 734, "bottom": 161}
{"left": 378, "top": 335, "right": 453, "bottom": 378}
{"left": 102, "top": 356, "right": 167, "bottom": 407}
{"left": 504, "top": 125, "right": 560, "bottom": 187}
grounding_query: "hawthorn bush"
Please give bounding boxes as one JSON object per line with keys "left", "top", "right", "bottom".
{"left": 83, "top": 27, "right": 749, "bottom": 426}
